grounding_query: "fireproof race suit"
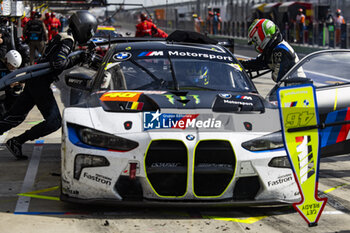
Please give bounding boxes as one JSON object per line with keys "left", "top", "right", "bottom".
{"left": 241, "top": 35, "right": 301, "bottom": 82}
{"left": 0, "top": 32, "right": 83, "bottom": 144}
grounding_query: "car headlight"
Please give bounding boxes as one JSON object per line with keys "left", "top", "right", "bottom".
{"left": 74, "top": 154, "right": 110, "bottom": 179}
{"left": 241, "top": 131, "right": 284, "bottom": 151}
{"left": 68, "top": 123, "right": 139, "bottom": 151}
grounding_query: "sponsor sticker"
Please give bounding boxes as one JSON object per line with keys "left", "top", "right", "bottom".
{"left": 235, "top": 95, "right": 253, "bottom": 100}
{"left": 138, "top": 51, "right": 164, "bottom": 57}
{"left": 143, "top": 110, "right": 221, "bottom": 131}
{"left": 100, "top": 92, "right": 142, "bottom": 102}
{"left": 168, "top": 51, "right": 233, "bottom": 61}
{"left": 113, "top": 52, "right": 132, "bottom": 61}
{"left": 142, "top": 90, "right": 167, "bottom": 95}
{"left": 223, "top": 99, "right": 253, "bottom": 106}
{"left": 83, "top": 172, "right": 112, "bottom": 186}
{"left": 163, "top": 94, "right": 200, "bottom": 105}
{"left": 267, "top": 174, "right": 293, "bottom": 187}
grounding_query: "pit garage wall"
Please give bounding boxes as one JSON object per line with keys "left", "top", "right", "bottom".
{"left": 114, "top": 0, "right": 350, "bottom": 49}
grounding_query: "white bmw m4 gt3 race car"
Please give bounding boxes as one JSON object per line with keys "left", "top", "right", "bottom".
{"left": 60, "top": 36, "right": 350, "bottom": 206}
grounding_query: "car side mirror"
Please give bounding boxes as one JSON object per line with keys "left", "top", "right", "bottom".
{"left": 65, "top": 73, "right": 92, "bottom": 91}
{"left": 283, "top": 77, "right": 313, "bottom": 86}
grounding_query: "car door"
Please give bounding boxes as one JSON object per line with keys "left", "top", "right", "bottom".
{"left": 266, "top": 50, "right": 350, "bottom": 157}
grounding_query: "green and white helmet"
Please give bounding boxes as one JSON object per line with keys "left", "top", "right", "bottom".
{"left": 248, "top": 19, "right": 278, "bottom": 53}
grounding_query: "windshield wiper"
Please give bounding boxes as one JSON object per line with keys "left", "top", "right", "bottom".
{"left": 166, "top": 53, "right": 180, "bottom": 91}
{"left": 179, "top": 86, "right": 216, "bottom": 91}
{"left": 130, "top": 60, "right": 166, "bottom": 87}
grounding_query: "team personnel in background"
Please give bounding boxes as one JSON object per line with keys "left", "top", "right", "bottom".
{"left": 335, "top": 9, "right": 345, "bottom": 46}
{"left": 206, "top": 11, "right": 213, "bottom": 34}
{"left": 193, "top": 14, "right": 202, "bottom": 33}
{"left": 49, "top": 12, "right": 61, "bottom": 40}
{"left": 152, "top": 27, "right": 168, "bottom": 38}
{"left": 24, "top": 12, "right": 48, "bottom": 64}
{"left": 44, "top": 12, "right": 51, "bottom": 40}
{"left": 216, "top": 13, "right": 222, "bottom": 34}
{"left": 241, "top": 19, "right": 303, "bottom": 83}
{"left": 135, "top": 13, "right": 157, "bottom": 37}
{"left": 0, "top": 50, "right": 23, "bottom": 116}
{"left": 0, "top": 11, "right": 97, "bottom": 160}
{"left": 295, "top": 8, "right": 305, "bottom": 43}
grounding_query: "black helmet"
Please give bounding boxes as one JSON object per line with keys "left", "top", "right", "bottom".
{"left": 35, "top": 11, "right": 42, "bottom": 19}
{"left": 68, "top": 10, "right": 97, "bottom": 44}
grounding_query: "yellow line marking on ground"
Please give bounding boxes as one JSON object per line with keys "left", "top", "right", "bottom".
{"left": 17, "top": 194, "right": 60, "bottom": 201}
{"left": 17, "top": 186, "right": 60, "bottom": 201}
{"left": 203, "top": 215, "right": 267, "bottom": 224}
{"left": 324, "top": 183, "right": 348, "bottom": 194}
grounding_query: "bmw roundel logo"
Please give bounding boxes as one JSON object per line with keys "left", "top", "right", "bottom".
{"left": 303, "top": 99, "right": 309, "bottom": 106}
{"left": 113, "top": 52, "right": 132, "bottom": 61}
{"left": 186, "top": 134, "right": 195, "bottom": 141}
{"left": 219, "top": 93, "right": 232, "bottom": 99}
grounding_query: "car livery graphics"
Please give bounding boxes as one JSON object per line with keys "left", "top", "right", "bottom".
{"left": 138, "top": 51, "right": 164, "bottom": 57}
{"left": 100, "top": 92, "right": 142, "bottom": 102}
{"left": 113, "top": 52, "right": 132, "bottom": 61}
{"left": 168, "top": 50, "right": 233, "bottom": 61}
{"left": 143, "top": 110, "right": 222, "bottom": 130}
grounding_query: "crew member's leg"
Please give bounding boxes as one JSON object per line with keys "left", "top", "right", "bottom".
{"left": 14, "top": 78, "right": 61, "bottom": 144}
{"left": 1, "top": 87, "right": 35, "bottom": 159}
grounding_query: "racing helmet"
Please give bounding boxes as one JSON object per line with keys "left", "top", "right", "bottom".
{"left": 35, "top": 11, "right": 42, "bottom": 19}
{"left": 336, "top": 9, "right": 341, "bottom": 16}
{"left": 45, "top": 12, "right": 50, "bottom": 19}
{"left": 248, "top": 19, "right": 279, "bottom": 53}
{"left": 140, "top": 13, "right": 147, "bottom": 21}
{"left": 68, "top": 10, "right": 97, "bottom": 44}
{"left": 51, "top": 12, "right": 56, "bottom": 18}
{"left": 5, "top": 50, "right": 22, "bottom": 69}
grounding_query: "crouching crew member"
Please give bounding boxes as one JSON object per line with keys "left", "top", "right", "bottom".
{"left": 0, "top": 11, "right": 97, "bottom": 159}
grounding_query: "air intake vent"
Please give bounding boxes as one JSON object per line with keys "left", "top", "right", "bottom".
{"left": 145, "top": 140, "right": 187, "bottom": 197}
{"left": 233, "top": 176, "right": 260, "bottom": 200}
{"left": 194, "top": 140, "right": 235, "bottom": 197}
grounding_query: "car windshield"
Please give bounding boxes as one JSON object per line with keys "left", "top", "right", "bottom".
{"left": 97, "top": 54, "right": 255, "bottom": 92}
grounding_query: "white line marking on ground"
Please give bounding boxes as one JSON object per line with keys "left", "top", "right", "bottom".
{"left": 14, "top": 140, "right": 44, "bottom": 213}
{"left": 0, "top": 132, "right": 7, "bottom": 145}
{"left": 323, "top": 211, "right": 344, "bottom": 215}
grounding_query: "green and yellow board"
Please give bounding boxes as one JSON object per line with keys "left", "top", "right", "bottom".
{"left": 277, "top": 84, "right": 327, "bottom": 226}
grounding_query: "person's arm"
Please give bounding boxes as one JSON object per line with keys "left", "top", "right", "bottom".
{"left": 42, "top": 22, "right": 48, "bottom": 42}
{"left": 240, "top": 55, "right": 268, "bottom": 72}
{"left": 50, "top": 37, "right": 75, "bottom": 71}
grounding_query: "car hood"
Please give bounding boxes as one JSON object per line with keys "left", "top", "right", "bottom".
{"left": 87, "top": 90, "right": 274, "bottom": 113}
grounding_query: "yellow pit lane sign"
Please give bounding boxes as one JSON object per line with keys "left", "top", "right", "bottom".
{"left": 277, "top": 84, "right": 327, "bottom": 227}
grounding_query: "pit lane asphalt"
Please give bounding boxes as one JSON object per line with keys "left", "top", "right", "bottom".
{"left": 1, "top": 45, "right": 350, "bottom": 233}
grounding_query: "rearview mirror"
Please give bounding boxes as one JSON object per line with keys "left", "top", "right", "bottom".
{"left": 65, "top": 73, "right": 92, "bottom": 91}
{"left": 283, "top": 77, "right": 313, "bottom": 86}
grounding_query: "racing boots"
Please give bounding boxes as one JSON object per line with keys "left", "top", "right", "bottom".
{"left": 6, "top": 138, "right": 28, "bottom": 160}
